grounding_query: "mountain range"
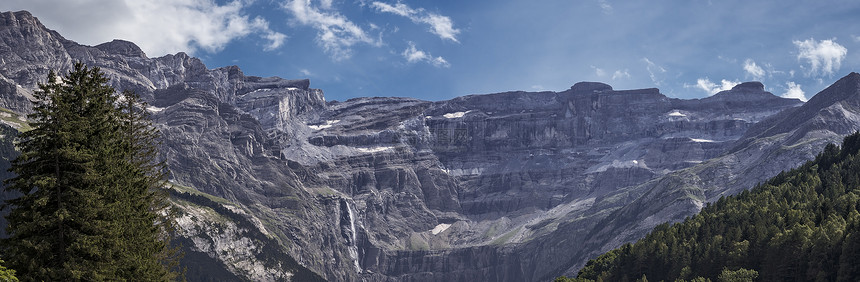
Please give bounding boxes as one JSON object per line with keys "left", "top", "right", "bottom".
{"left": 1, "top": 10, "right": 860, "bottom": 281}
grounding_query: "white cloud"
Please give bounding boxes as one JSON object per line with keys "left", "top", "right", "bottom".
{"left": 431, "top": 56, "right": 450, "bottom": 68}
{"left": 371, "top": 1, "right": 460, "bottom": 42}
{"left": 642, "top": 57, "right": 666, "bottom": 86}
{"left": 319, "top": 0, "right": 334, "bottom": 9}
{"left": 299, "top": 69, "right": 312, "bottom": 76}
{"left": 402, "top": 42, "right": 449, "bottom": 68}
{"left": 743, "top": 59, "right": 765, "bottom": 81}
{"left": 688, "top": 78, "right": 740, "bottom": 95}
{"left": 403, "top": 43, "right": 428, "bottom": 62}
{"left": 782, "top": 81, "right": 807, "bottom": 101}
{"left": 1, "top": 0, "right": 287, "bottom": 56}
{"left": 612, "top": 69, "right": 630, "bottom": 80}
{"left": 372, "top": 1, "right": 411, "bottom": 17}
{"left": 794, "top": 38, "right": 847, "bottom": 77}
{"left": 284, "top": 0, "right": 379, "bottom": 60}
{"left": 853, "top": 35, "right": 860, "bottom": 42}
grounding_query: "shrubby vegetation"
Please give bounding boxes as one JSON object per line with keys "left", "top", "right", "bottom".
{"left": 559, "top": 132, "right": 860, "bottom": 282}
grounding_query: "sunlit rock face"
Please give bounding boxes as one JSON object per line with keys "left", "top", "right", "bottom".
{"left": 5, "top": 9, "right": 860, "bottom": 282}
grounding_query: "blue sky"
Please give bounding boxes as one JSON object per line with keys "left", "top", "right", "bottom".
{"left": 2, "top": 0, "right": 860, "bottom": 102}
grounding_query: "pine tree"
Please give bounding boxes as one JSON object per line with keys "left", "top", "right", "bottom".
{"left": 1, "top": 63, "right": 179, "bottom": 281}
{"left": 111, "top": 90, "right": 180, "bottom": 280}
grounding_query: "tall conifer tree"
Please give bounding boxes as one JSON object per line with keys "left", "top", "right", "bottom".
{"left": 2, "top": 63, "right": 179, "bottom": 281}
{"left": 111, "top": 90, "right": 179, "bottom": 280}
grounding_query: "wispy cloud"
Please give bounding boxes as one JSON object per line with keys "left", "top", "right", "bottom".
{"left": 717, "top": 55, "right": 737, "bottom": 64}
{"left": 299, "top": 69, "right": 312, "bottom": 76}
{"left": 259, "top": 21, "right": 288, "bottom": 51}
{"left": 612, "top": 69, "right": 631, "bottom": 80}
{"left": 743, "top": 59, "right": 765, "bottom": 81}
{"left": 763, "top": 62, "right": 785, "bottom": 76}
{"left": 402, "top": 41, "right": 449, "bottom": 67}
{"left": 642, "top": 57, "right": 666, "bottom": 86}
{"left": 592, "top": 67, "right": 630, "bottom": 80}
{"left": 597, "top": 0, "right": 613, "bottom": 14}
{"left": 283, "top": 0, "right": 379, "bottom": 60}
{"left": 687, "top": 78, "right": 739, "bottom": 95}
{"left": 793, "top": 38, "right": 847, "bottom": 77}
{"left": 591, "top": 66, "right": 606, "bottom": 77}
{"left": 371, "top": 1, "right": 460, "bottom": 42}
{"left": 782, "top": 81, "right": 806, "bottom": 101}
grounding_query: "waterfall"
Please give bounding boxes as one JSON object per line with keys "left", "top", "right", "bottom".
{"left": 346, "top": 201, "right": 357, "bottom": 245}
{"left": 342, "top": 200, "right": 362, "bottom": 273}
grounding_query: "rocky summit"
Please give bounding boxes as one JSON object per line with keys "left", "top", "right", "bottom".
{"left": 2, "top": 10, "right": 860, "bottom": 281}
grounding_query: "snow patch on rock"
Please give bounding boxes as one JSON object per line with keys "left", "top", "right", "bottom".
{"left": 431, "top": 223, "right": 451, "bottom": 235}
{"left": 668, "top": 111, "right": 686, "bottom": 117}
{"left": 308, "top": 119, "right": 340, "bottom": 130}
{"left": 442, "top": 167, "right": 485, "bottom": 176}
{"left": 443, "top": 111, "right": 470, "bottom": 119}
{"left": 356, "top": 146, "right": 393, "bottom": 153}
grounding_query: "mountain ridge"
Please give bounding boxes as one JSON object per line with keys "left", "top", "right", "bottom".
{"left": 1, "top": 9, "right": 859, "bottom": 281}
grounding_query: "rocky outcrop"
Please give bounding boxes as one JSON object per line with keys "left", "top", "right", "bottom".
{"left": 2, "top": 9, "right": 858, "bottom": 282}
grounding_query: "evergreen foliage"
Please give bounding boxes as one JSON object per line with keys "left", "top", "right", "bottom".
{"left": 562, "top": 132, "right": 860, "bottom": 282}
{"left": 1, "top": 63, "right": 180, "bottom": 281}
{"left": 0, "top": 259, "right": 17, "bottom": 281}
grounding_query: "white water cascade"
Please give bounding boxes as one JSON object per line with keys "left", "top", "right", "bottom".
{"left": 344, "top": 201, "right": 361, "bottom": 273}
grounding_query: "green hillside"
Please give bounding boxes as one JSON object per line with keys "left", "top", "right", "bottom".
{"left": 562, "top": 132, "right": 860, "bottom": 282}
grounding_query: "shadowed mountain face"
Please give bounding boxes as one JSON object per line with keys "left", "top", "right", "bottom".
{"left": 1, "top": 10, "right": 859, "bottom": 281}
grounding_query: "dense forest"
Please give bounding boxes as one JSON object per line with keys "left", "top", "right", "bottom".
{"left": 559, "top": 132, "right": 860, "bottom": 282}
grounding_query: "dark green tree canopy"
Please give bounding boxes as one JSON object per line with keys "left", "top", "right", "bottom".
{"left": 2, "top": 63, "right": 179, "bottom": 281}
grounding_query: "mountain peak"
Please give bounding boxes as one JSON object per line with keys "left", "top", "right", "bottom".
{"left": 95, "top": 39, "right": 147, "bottom": 58}
{"left": 705, "top": 81, "right": 784, "bottom": 104}
{"left": 738, "top": 72, "right": 860, "bottom": 146}
{"left": 1, "top": 10, "right": 34, "bottom": 21}
{"left": 801, "top": 71, "right": 860, "bottom": 111}
{"left": 570, "top": 82, "right": 612, "bottom": 93}
{"left": 842, "top": 72, "right": 860, "bottom": 83}
{"left": 731, "top": 81, "right": 764, "bottom": 92}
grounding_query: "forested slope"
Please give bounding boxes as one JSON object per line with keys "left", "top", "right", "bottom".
{"left": 566, "top": 132, "right": 860, "bottom": 281}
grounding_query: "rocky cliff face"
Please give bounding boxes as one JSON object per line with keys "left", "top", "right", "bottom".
{"left": 1, "top": 10, "right": 858, "bottom": 282}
